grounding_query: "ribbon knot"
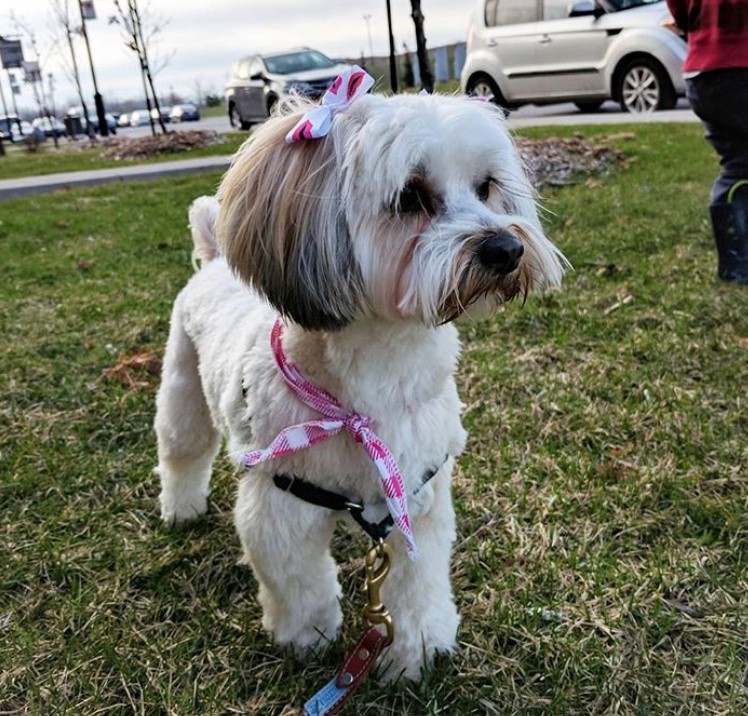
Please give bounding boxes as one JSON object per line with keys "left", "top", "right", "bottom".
{"left": 238, "top": 319, "right": 418, "bottom": 559}
{"left": 285, "top": 65, "right": 374, "bottom": 144}
{"left": 344, "top": 414, "right": 370, "bottom": 444}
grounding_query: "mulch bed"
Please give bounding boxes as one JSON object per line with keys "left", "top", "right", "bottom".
{"left": 517, "top": 134, "right": 631, "bottom": 187}
{"left": 78, "top": 130, "right": 227, "bottom": 161}
{"left": 74, "top": 129, "right": 627, "bottom": 184}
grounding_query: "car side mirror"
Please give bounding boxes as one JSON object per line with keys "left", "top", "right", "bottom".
{"left": 250, "top": 72, "right": 264, "bottom": 81}
{"left": 568, "top": 0, "right": 602, "bottom": 17}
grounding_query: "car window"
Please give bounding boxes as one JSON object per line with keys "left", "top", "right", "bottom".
{"left": 262, "top": 50, "right": 336, "bottom": 75}
{"left": 608, "top": 0, "right": 662, "bottom": 8}
{"left": 543, "top": 0, "right": 573, "bottom": 20}
{"left": 486, "top": 0, "right": 542, "bottom": 27}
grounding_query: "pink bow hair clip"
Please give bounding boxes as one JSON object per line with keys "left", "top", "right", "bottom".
{"left": 285, "top": 65, "right": 375, "bottom": 144}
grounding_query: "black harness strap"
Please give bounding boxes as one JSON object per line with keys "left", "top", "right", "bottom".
{"left": 272, "top": 456, "right": 448, "bottom": 543}
{"left": 273, "top": 473, "right": 394, "bottom": 542}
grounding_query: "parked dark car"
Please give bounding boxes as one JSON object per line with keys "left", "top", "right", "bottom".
{"left": 65, "top": 107, "right": 118, "bottom": 134}
{"left": 169, "top": 104, "right": 200, "bottom": 122}
{"left": 151, "top": 106, "right": 172, "bottom": 123}
{"left": 225, "top": 48, "right": 351, "bottom": 130}
{"left": 32, "top": 117, "right": 66, "bottom": 138}
{"left": 0, "top": 115, "right": 45, "bottom": 143}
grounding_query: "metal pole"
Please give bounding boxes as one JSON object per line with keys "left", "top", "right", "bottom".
{"left": 385, "top": 0, "right": 398, "bottom": 93}
{"left": 8, "top": 72, "right": 24, "bottom": 135}
{"left": 48, "top": 73, "right": 56, "bottom": 118}
{"left": 0, "top": 71, "right": 9, "bottom": 119}
{"left": 77, "top": 0, "right": 108, "bottom": 136}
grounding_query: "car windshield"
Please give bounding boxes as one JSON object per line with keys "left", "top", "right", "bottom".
{"left": 607, "top": 0, "right": 663, "bottom": 9}
{"left": 262, "top": 50, "right": 336, "bottom": 75}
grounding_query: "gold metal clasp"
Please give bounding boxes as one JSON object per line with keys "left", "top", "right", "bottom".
{"left": 363, "top": 541, "right": 395, "bottom": 646}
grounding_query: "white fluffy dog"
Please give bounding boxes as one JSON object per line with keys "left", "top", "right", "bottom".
{"left": 155, "top": 85, "right": 565, "bottom": 681}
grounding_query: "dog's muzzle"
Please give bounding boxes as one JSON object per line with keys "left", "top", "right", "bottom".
{"left": 477, "top": 230, "right": 524, "bottom": 275}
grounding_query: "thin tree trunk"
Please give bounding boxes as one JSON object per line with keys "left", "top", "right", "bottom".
{"left": 410, "top": 0, "right": 434, "bottom": 93}
{"left": 140, "top": 60, "right": 157, "bottom": 136}
{"left": 132, "top": 0, "right": 167, "bottom": 134}
{"left": 65, "top": 26, "right": 93, "bottom": 137}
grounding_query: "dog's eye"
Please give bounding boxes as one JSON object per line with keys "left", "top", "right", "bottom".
{"left": 397, "top": 180, "right": 433, "bottom": 215}
{"left": 477, "top": 177, "right": 496, "bottom": 203}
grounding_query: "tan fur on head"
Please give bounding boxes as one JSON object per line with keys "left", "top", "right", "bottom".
{"left": 216, "top": 109, "right": 366, "bottom": 331}
{"left": 216, "top": 91, "right": 566, "bottom": 331}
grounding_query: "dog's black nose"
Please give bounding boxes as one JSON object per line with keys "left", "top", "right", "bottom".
{"left": 477, "top": 231, "right": 524, "bottom": 274}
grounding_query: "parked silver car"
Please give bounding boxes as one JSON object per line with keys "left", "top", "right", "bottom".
{"left": 226, "top": 48, "right": 351, "bottom": 130}
{"left": 460, "top": 0, "right": 687, "bottom": 113}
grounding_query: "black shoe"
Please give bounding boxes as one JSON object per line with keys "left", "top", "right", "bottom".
{"left": 718, "top": 266, "right": 748, "bottom": 284}
{"left": 711, "top": 183, "right": 748, "bottom": 284}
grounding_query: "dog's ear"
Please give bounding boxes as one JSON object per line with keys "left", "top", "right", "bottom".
{"left": 216, "top": 113, "right": 366, "bottom": 331}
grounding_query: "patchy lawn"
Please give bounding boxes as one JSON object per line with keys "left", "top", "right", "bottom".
{"left": 0, "top": 123, "right": 746, "bottom": 715}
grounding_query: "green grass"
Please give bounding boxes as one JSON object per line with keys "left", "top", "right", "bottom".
{"left": 1, "top": 123, "right": 746, "bottom": 715}
{"left": 200, "top": 104, "right": 229, "bottom": 119}
{"left": 0, "top": 132, "right": 246, "bottom": 182}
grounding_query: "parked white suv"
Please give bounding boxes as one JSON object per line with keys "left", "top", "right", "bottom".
{"left": 460, "top": 0, "right": 687, "bottom": 113}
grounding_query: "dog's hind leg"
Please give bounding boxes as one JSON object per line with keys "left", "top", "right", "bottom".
{"left": 234, "top": 476, "right": 343, "bottom": 655}
{"left": 155, "top": 297, "right": 220, "bottom": 524}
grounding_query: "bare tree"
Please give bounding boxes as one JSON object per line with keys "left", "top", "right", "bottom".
{"left": 409, "top": 0, "right": 434, "bottom": 93}
{"left": 49, "top": 0, "right": 93, "bottom": 136}
{"left": 110, "top": 0, "right": 172, "bottom": 135}
{"left": 11, "top": 11, "right": 60, "bottom": 146}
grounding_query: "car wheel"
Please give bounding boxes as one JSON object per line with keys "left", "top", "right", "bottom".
{"left": 229, "top": 104, "right": 251, "bottom": 131}
{"left": 617, "top": 58, "right": 676, "bottom": 113}
{"left": 267, "top": 95, "right": 278, "bottom": 118}
{"left": 466, "top": 74, "right": 508, "bottom": 107}
{"left": 574, "top": 100, "right": 604, "bottom": 113}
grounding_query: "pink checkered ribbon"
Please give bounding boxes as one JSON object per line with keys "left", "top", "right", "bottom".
{"left": 240, "top": 318, "right": 418, "bottom": 559}
{"left": 285, "top": 65, "right": 375, "bottom": 144}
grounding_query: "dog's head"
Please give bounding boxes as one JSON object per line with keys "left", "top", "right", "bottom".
{"left": 216, "top": 92, "right": 566, "bottom": 330}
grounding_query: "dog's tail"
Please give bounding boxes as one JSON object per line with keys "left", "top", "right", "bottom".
{"left": 189, "top": 196, "right": 221, "bottom": 270}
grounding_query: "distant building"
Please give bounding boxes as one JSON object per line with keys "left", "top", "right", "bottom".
{"left": 345, "top": 42, "right": 466, "bottom": 92}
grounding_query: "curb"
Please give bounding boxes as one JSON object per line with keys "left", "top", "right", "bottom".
{"left": 0, "top": 155, "right": 232, "bottom": 201}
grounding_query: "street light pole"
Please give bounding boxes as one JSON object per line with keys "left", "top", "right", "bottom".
{"left": 363, "top": 14, "right": 374, "bottom": 64}
{"left": 77, "top": 0, "right": 108, "bottom": 136}
{"left": 48, "top": 73, "right": 56, "bottom": 118}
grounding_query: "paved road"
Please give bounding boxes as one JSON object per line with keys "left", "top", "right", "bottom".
{"left": 507, "top": 98, "right": 696, "bottom": 127}
{"left": 116, "top": 98, "right": 697, "bottom": 138}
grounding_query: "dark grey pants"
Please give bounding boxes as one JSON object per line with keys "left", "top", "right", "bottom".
{"left": 687, "top": 68, "right": 748, "bottom": 206}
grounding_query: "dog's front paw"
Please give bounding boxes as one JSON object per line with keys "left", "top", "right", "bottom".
{"left": 264, "top": 600, "right": 343, "bottom": 657}
{"left": 379, "top": 637, "right": 457, "bottom": 683}
{"left": 378, "top": 608, "right": 460, "bottom": 683}
{"left": 159, "top": 488, "right": 208, "bottom": 525}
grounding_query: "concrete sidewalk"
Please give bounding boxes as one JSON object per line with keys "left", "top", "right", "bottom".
{"left": 0, "top": 155, "right": 232, "bottom": 201}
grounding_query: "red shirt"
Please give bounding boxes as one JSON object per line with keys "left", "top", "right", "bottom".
{"left": 666, "top": 0, "right": 748, "bottom": 72}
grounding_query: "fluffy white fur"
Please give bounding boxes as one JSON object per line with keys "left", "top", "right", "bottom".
{"left": 155, "top": 92, "right": 566, "bottom": 681}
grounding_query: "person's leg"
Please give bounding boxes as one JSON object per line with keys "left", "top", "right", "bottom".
{"left": 687, "top": 70, "right": 748, "bottom": 283}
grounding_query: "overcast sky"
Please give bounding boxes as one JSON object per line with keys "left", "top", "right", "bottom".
{"left": 1, "top": 0, "right": 473, "bottom": 114}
